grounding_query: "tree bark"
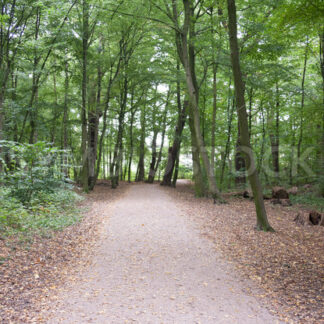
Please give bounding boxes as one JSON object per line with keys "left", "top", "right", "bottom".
{"left": 62, "top": 56, "right": 69, "bottom": 177}
{"left": 297, "top": 38, "right": 308, "bottom": 179}
{"left": 269, "top": 83, "right": 280, "bottom": 177}
{"left": 161, "top": 95, "right": 187, "bottom": 186}
{"left": 227, "top": 0, "right": 273, "bottom": 231}
{"left": 320, "top": 31, "right": 324, "bottom": 196}
{"left": 136, "top": 104, "right": 146, "bottom": 182}
{"left": 147, "top": 95, "right": 159, "bottom": 183}
{"left": 81, "top": 0, "right": 89, "bottom": 192}
{"left": 148, "top": 91, "right": 169, "bottom": 183}
{"left": 175, "top": 0, "right": 222, "bottom": 200}
{"left": 110, "top": 74, "right": 128, "bottom": 189}
{"left": 220, "top": 87, "right": 234, "bottom": 188}
{"left": 128, "top": 92, "right": 136, "bottom": 183}
{"left": 88, "top": 64, "right": 103, "bottom": 191}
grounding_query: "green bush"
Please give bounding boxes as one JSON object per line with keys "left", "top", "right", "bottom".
{"left": 0, "top": 188, "right": 29, "bottom": 231}
{"left": 0, "top": 187, "right": 83, "bottom": 236}
{"left": 0, "top": 141, "right": 83, "bottom": 237}
{"left": 0, "top": 141, "right": 68, "bottom": 205}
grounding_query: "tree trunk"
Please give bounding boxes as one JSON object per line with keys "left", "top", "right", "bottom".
{"left": 128, "top": 103, "right": 136, "bottom": 183}
{"left": 161, "top": 64, "right": 185, "bottom": 186}
{"left": 136, "top": 103, "right": 146, "bottom": 182}
{"left": 88, "top": 65, "right": 103, "bottom": 191}
{"left": 81, "top": 0, "right": 89, "bottom": 192}
{"left": 111, "top": 75, "right": 128, "bottom": 189}
{"left": 227, "top": 0, "right": 273, "bottom": 231}
{"left": 177, "top": 0, "right": 222, "bottom": 200}
{"left": 172, "top": 150, "right": 180, "bottom": 187}
{"left": 62, "top": 56, "right": 69, "bottom": 177}
{"left": 29, "top": 8, "right": 41, "bottom": 144}
{"left": 235, "top": 125, "right": 246, "bottom": 187}
{"left": 188, "top": 103, "right": 207, "bottom": 197}
{"left": 297, "top": 38, "right": 308, "bottom": 180}
{"left": 320, "top": 31, "right": 324, "bottom": 196}
{"left": 148, "top": 95, "right": 169, "bottom": 183}
{"left": 269, "top": 83, "right": 280, "bottom": 178}
{"left": 147, "top": 99, "right": 159, "bottom": 183}
{"left": 210, "top": 7, "right": 220, "bottom": 169}
{"left": 220, "top": 88, "right": 234, "bottom": 188}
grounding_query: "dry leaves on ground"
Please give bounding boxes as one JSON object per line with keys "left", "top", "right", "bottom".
{"left": 163, "top": 182, "right": 324, "bottom": 324}
{"left": 0, "top": 181, "right": 128, "bottom": 323}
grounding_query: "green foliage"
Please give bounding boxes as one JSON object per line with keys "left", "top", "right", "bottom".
{"left": 0, "top": 141, "right": 69, "bottom": 205}
{"left": 290, "top": 192, "right": 324, "bottom": 212}
{"left": 0, "top": 186, "right": 83, "bottom": 236}
{"left": 0, "top": 141, "right": 82, "bottom": 237}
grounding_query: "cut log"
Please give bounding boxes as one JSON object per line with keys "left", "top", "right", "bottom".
{"left": 309, "top": 211, "right": 322, "bottom": 225}
{"left": 272, "top": 186, "right": 289, "bottom": 199}
{"left": 294, "top": 213, "right": 307, "bottom": 225}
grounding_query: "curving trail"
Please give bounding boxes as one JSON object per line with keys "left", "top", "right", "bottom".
{"left": 47, "top": 184, "right": 281, "bottom": 324}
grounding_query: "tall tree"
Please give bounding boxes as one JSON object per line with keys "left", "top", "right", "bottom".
{"left": 227, "top": 0, "right": 274, "bottom": 231}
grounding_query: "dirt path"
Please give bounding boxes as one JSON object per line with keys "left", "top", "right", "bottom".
{"left": 47, "top": 184, "right": 281, "bottom": 324}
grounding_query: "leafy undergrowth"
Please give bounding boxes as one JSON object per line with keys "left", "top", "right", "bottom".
{"left": 290, "top": 192, "right": 324, "bottom": 213}
{"left": 0, "top": 181, "right": 128, "bottom": 323}
{"left": 164, "top": 181, "right": 324, "bottom": 324}
{"left": 0, "top": 187, "right": 83, "bottom": 240}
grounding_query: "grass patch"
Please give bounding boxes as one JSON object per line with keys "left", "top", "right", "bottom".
{"left": 290, "top": 192, "right": 324, "bottom": 212}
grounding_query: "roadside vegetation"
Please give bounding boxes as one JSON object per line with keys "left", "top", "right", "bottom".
{"left": 0, "top": 141, "right": 83, "bottom": 240}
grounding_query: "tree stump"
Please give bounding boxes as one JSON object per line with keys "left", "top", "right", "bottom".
{"left": 272, "top": 186, "right": 289, "bottom": 199}
{"left": 309, "top": 211, "right": 322, "bottom": 225}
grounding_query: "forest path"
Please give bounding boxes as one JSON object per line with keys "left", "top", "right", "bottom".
{"left": 47, "top": 184, "right": 280, "bottom": 324}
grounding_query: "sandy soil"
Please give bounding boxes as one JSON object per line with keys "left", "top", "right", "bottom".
{"left": 45, "top": 184, "right": 282, "bottom": 324}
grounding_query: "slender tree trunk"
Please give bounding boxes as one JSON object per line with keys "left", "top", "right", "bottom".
{"left": 147, "top": 103, "right": 158, "bottom": 183}
{"left": 258, "top": 101, "right": 265, "bottom": 173}
{"left": 220, "top": 92, "right": 234, "bottom": 188}
{"left": 177, "top": 0, "right": 222, "bottom": 200}
{"left": 227, "top": 0, "right": 273, "bottom": 231}
{"left": 62, "top": 57, "right": 69, "bottom": 177}
{"left": 154, "top": 106, "right": 168, "bottom": 180}
{"left": 128, "top": 104, "right": 136, "bottom": 183}
{"left": 111, "top": 75, "right": 128, "bottom": 188}
{"left": 235, "top": 125, "right": 246, "bottom": 187}
{"left": 210, "top": 7, "right": 219, "bottom": 169}
{"left": 81, "top": 0, "right": 89, "bottom": 191}
{"left": 319, "top": 31, "right": 324, "bottom": 196}
{"left": 136, "top": 104, "right": 146, "bottom": 182}
{"left": 297, "top": 38, "right": 308, "bottom": 180}
{"left": 161, "top": 101, "right": 187, "bottom": 186}
{"left": 88, "top": 65, "right": 103, "bottom": 190}
{"left": 248, "top": 88, "right": 253, "bottom": 137}
{"left": 29, "top": 8, "right": 41, "bottom": 144}
{"left": 51, "top": 68, "right": 59, "bottom": 144}
{"left": 148, "top": 95, "right": 169, "bottom": 183}
{"left": 0, "top": 91, "right": 4, "bottom": 172}
{"left": 269, "top": 83, "right": 280, "bottom": 178}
